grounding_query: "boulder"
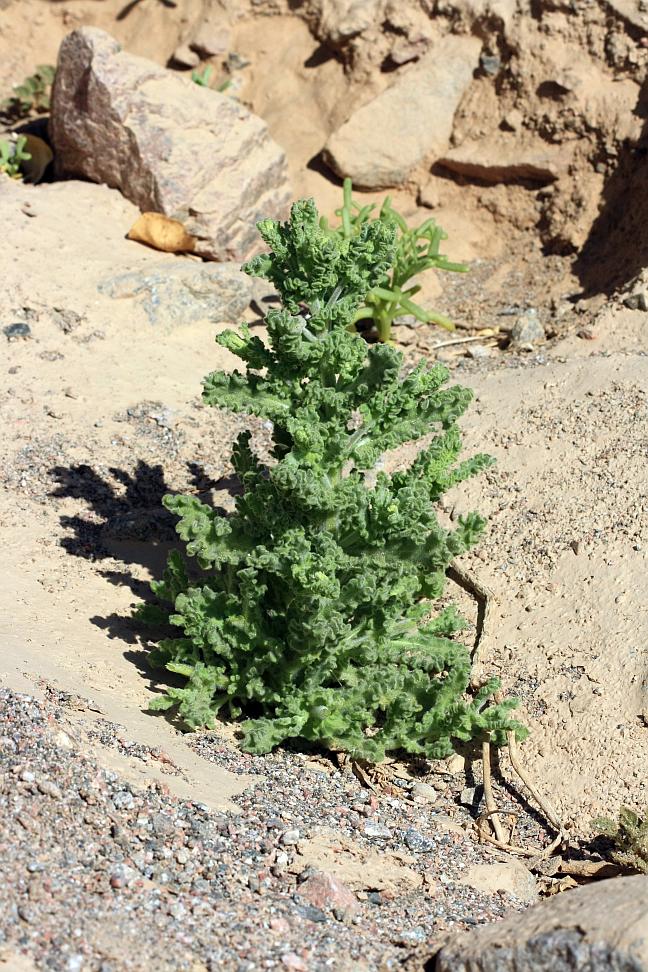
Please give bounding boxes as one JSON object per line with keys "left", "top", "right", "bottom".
{"left": 323, "top": 34, "right": 481, "bottom": 188}
{"left": 435, "top": 875, "right": 648, "bottom": 972}
{"left": 50, "top": 27, "right": 291, "bottom": 261}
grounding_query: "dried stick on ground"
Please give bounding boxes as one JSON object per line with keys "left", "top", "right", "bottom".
{"left": 482, "top": 740, "right": 507, "bottom": 844}
{"left": 476, "top": 696, "right": 569, "bottom": 860}
{"left": 430, "top": 335, "right": 499, "bottom": 351}
{"left": 446, "top": 562, "right": 494, "bottom": 663}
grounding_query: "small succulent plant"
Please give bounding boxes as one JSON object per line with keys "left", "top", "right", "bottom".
{"left": 0, "top": 135, "right": 32, "bottom": 179}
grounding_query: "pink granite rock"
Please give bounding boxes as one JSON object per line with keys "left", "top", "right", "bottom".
{"left": 50, "top": 27, "right": 291, "bottom": 261}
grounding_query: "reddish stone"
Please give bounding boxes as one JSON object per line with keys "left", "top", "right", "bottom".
{"left": 298, "top": 870, "right": 360, "bottom": 918}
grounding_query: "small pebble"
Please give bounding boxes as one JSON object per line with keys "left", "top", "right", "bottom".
{"left": 112, "top": 790, "right": 135, "bottom": 810}
{"left": 280, "top": 828, "right": 300, "bottom": 846}
{"left": 4, "top": 322, "right": 31, "bottom": 340}
{"left": 38, "top": 779, "right": 62, "bottom": 799}
{"left": 363, "top": 821, "right": 392, "bottom": 839}
{"left": 480, "top": 53, "right": 500, "bottom": 75}
{"left": 460, "top": 787, "right": 478, "bottom": 806}
{"left": 411, "top": 781, "right": 438, "bottom": 805}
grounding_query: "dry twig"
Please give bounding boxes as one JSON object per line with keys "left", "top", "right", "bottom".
{"left": 482, "top": 740, "right": 507, "bottom": 844}
{"left": 446, "top": 562, "right": 493, "bottom": 662}
{"left": 430, "top": 335, "right": 499, "bottom": 351}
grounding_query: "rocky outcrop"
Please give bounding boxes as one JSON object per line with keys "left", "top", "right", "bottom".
{"left": 323, "top": 34, "right": 481, "bottom": 188}
{"left": 434, "top": 875, "right": 648, "bottom": 971}
{"left": 50, "top": 27, "right": 291, "bottom": 261}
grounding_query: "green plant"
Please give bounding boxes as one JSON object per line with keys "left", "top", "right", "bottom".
{"left": 595, "top": 807, "right": 648, "bottom": 874}
{"left": 0, "top": 135, "right": 31, "bottom": 178}
{"left": 139, "top": 196, "right": 524, "bottom": 761}
{"left": 1, "top": 65, "right": 55, "bottom": 122}
{"left": 191, "top": 66, "right": 214, "bottom": 87}
{"left": 319, "top": 179, "right": 468, "bottom": 343}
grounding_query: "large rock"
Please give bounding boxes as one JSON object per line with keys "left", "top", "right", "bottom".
{"left": 435, "top": 875, "right": 648, "bottom": 971}
{"left": 323, "top": 34, "right": 481, "bottom": 188}
{"left": 50, "top": 27, "right": 291, "bottom": 261}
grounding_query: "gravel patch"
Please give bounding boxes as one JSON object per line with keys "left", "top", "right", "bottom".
{"left": 0, "top": 687, "right": 535, "bottom": 972}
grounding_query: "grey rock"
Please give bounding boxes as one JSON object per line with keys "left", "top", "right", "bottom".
{"left": 50, "top": 27, "right": 291, "bottom": 260}
{"left": 151, "top": 812, "right": 175, "bottom": 836}
{"left": 480, "top": 52, "right": 501, "bottom": 75}
{"left": 393, "top": 926, "right": 427, "bottom": 946}
{"left": 403, "top": 828, "right": 436, "bottom": 853}
{"left": 434, "top": 875, "right": 648, "bottom": 972}
{"left": 112, "top": 790, "right": 135, "bottom": 810}
{"left": 97, "top": 261, "right": 253, "bottom": 330}
{"left": 363, "top": 821, "right": 392, "bottom": 839}
{"left": 4, "top": 322, "right": 31, "bottom": 340}
{"left": 623, "top": 291, "right": 648, "bottom": 312}
{"left": 459, "top": 786, "right": 479, "bottom": 806}
{"left": 411, "top": 781, "right": 438, "bottom": 804}
{"left": 323, "top": 34, "right": 481, "bottom": 188}
{"left": 510, "top": 308, "right": 545, "bottom": 346}
{"left": 280, "top": 828, "right": 301, "bottom": 846}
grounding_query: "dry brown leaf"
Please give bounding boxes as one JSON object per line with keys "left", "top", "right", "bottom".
{"left": 127, "top": 212, "right": 195, "bottom": 254}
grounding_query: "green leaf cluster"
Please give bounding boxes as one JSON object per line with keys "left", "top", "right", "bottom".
{"left": 1, "top": 65, "right": 55, "bottom": 122}
{"left": 0, "top": 135, "right": 31, "bottom": 179}
{"left": 141, "top": 194, "right": 525, "bottom": 761}
{"left": 318, "top": 178, "right": 468, "bottom": 343}
{"left": 191, "top": 65, "right": 213, "bottom": 87}
{"left": 596, "top": 807, "right": 648, "bottom": 874}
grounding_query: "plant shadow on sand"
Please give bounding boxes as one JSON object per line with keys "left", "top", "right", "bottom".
{"left": 49, "top": 458, "right": 239, "bottom": 686}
